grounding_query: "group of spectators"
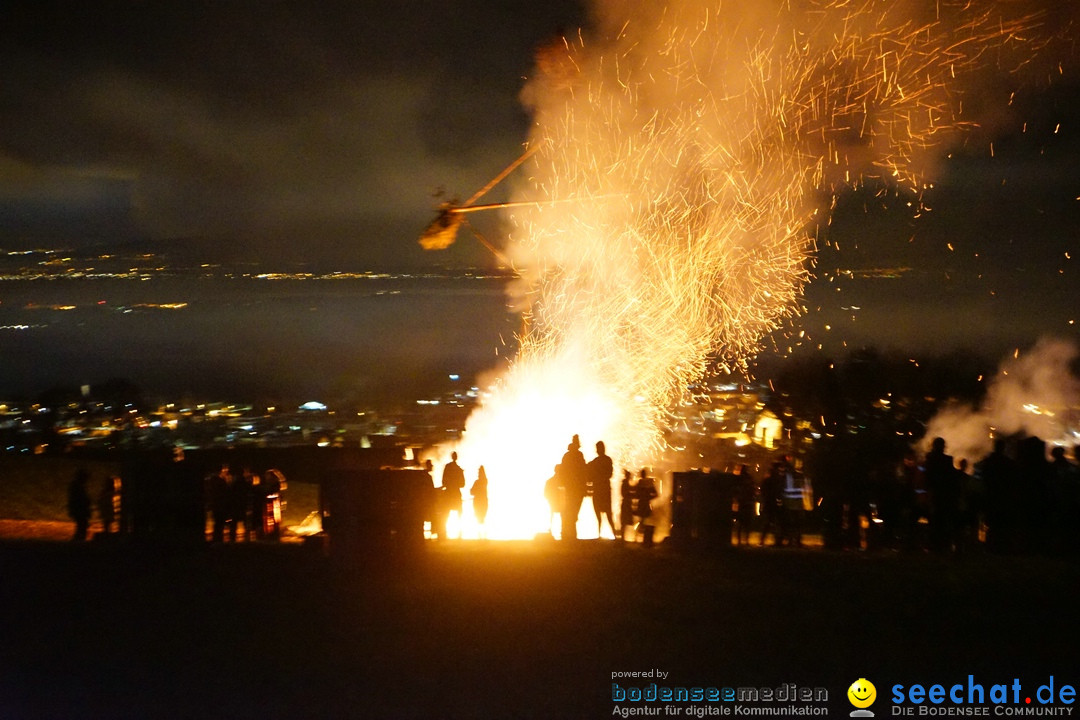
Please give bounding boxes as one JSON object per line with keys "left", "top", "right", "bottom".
{"left": 916, "top": 436, "right": 1080, "bottom": 555}
{"left": 734, "top": 456, "right": 814, "bottom": 548}
{"left": 66, "top": 460, "right": 287, "bottom": 543}
{"left": 819, "top": 435, "right": 1080, "bottom": 555}
{"left": 426, "top": 452, "right": 488, "bottom": 540}
{"left": 206, "top": 465, "right": 287, "bottom": 542}
{"left": 543, "top": 435, "right": 660, "bottom": 544}
{"left": 66, "top": 431, "right": 1077, "bottom": 556}
{"left": 66, "top": 469, "right": 122, "bottom": 541}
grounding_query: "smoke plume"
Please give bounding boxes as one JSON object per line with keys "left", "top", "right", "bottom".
{"left": 923, "top": 337, "right": 1080, "bottom": 465}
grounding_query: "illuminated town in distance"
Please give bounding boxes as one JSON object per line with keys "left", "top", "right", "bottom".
{"left": 0, "top": 241, "right": 1075, "bottom": 476}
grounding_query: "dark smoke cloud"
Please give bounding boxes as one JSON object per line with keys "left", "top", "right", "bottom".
{"left": 0, "top": 1, "right": 585, "bottom": 264}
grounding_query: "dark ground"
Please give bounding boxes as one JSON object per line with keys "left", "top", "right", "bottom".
{"left": 0, "top": 539, "right": 1075, "bottom": 719}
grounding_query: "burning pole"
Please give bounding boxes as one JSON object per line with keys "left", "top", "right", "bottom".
{"left": 419, "top": 144, "right": 541, "bottom": 262}
{"left": 420, "top": 144, "right": 620, "bottom": 263}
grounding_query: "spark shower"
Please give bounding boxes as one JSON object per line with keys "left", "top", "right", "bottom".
{"left": 445, "top": 0, "right": 1058, "bottom": 539}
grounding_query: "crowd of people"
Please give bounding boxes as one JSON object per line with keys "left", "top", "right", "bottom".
{"left": 423, "top": 431, "right": 1080, "bottom": 556}
{"left": 425, "top": 452, "right": 489, "bottom": 540}
{"left": 206, "top": 465, "right": 287, "bottom": 543}
{"left": 64, "top": 431, "right": 1079, "bottom": 556}
{"left": 423, "top": 435, "right": 662, "bottom": 544}
{"left": 65, "top": 461, "right": 288, "bottom": 543}
{"left": 805, "top": 434, "right": 1080, "bottom": 556}
{"left": 541, "top": 435, "right": 660, "bottom": 545}
{"left": 740, "top": 456, "right": 815, "bottom": 548}
{"left": 66, "top": 468, "right": 122, "bottom": 542}
{"left": 867, "top": 436, "right": 1080, "bottom": 556}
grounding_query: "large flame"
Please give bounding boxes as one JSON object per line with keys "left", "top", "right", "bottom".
{"left": 442, "top": 0, "right": 1054, "bottom": 540}
{"left": 451, "top": 350, "right": 629, "bottom": 540}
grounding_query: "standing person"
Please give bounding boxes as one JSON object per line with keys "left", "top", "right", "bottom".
{"left": 471, "top": 466, "right": 489, "bottom": 539}
{"left": 1015, "top": 436, "right": 1051, "bottom": 553}
{"left": 924, "top": 437, "right": 959, "bottom": 553}
{"left": 422, "top": 459, "right": 442, "bottom": 539}
{"left": 895, "top": 450, "right": 922, "bottom": 551}
{"left": 1068, "top": 447, "right": 1080, "bottom": 555}
{"left": 777, "top": 456, "right": 807, "bottom": 548}
{"left": 619, "top": 471, "right": 635, "bottom": 541}
{"left": 976, "top": 438, "right": 1017, "bottom": 553}
{"left": 587, "top": 441, "right": 615, "bottom": 538}
{"left": 759, "top": 463, "right": 783, "bottom": 547}
{"left": 262, "top": 469, "right": 285, "bottom": 540}
{"left": 441, "top": 451, "right": 466, "bottom": 539}
{"left": 245, "top": 469, "right": 264, "bottom": 541}
{"left": 634, "top": 469, "right": 659, "bottom": 546}
{"left": 231, "top": 467, "right": 252, "bottom": 542}
{"left": 1048, "top": 446, "right": 1077, "bottom": 555}
{"left": 208, "top": 464, "right": 233, "bottom": 543}
{"left": 97, "top": 476, "right": 118, "bottom": 537}
{"left": 559, "top": 436, "right": 588, "bottom": 540}
{"left": 545, "top": 465, "right": 562, "bottom": 537}
{"left": 67, "top": 468, "right": 92, "bottom": 542}
{"left": 955, "top": 457, "right": 980, "bottom": 551}
{"left": 734, "top": 465, "right": 756, "bottom": 546}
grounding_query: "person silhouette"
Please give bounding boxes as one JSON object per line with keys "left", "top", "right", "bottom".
{"left": 924, "top": 437, "right": 959, "bottom": 553}
{"left": 976, "top": 438, "right": 1017, "bottom": 553}
{"left": 619, "top": 470, "right": 635, "bottom": 541}
{"left": 243, "top": 468, "right": 262, "bottom": 541}
{"left": 441, "top": 451, "right": 466, "bottom": 539}
{"left": 956, "top": 457, "right": 980, "bottom": 551}
{"left": 759, "top": 463, "right": 783, "bottom": 547}
{"left": 1046, "top": 446, "right": 1073, "bottom": 554}
{"left": 67, "top": 468, "right": 92, "bottom": 541}
{"left": 559, "top": 436, "right": 588, "bottom": 540}
{"left": 1015, "top": 436, "right": 1051, "bottom": 553}
{"left": 634, "top": 469, "right": 658, "bottom": 546}
{"left": 471, "top": 466, "right": 489, "bottom": 539}
{"left": 98, "top": 476, "right": 118, "bottom": 537}
{"left": 262, "top": 469, "right": 286, "bottom": 540}
{"left": 587, "top": 441, "right": 615, "bottom": 538}
{"left": 545, "top": 465, "right": 562, "bottom": 537}
{"left": 229, "top": 466, "right": 251, "bottom": 543}
{"left": 734, "top": 465, "right": 756, "bottom": 546}
{"left": 423, "top": 459, "right": 440, "bottom": 539}
{"left": 208, "top": 464, "right": 234, "bottom": 543}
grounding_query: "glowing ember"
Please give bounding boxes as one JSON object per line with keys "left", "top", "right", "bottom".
{"left": 443, "top": 1, "right": 1054, "bottom": 540}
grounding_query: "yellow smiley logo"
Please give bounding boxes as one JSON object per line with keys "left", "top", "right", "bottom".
{"left": 848, "top": 678, "right": 876, "bottom": 708}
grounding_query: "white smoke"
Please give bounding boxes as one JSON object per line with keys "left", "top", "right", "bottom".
{"left": 923, "top": 337, "right": 1080, "bottom": 465}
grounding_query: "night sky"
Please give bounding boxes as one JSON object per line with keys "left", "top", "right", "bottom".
{"left": 0, "top": 0, "right": 586, "bottom": 267}
{"left": 1, "top": 0, "right": 1079, "bottom": 384}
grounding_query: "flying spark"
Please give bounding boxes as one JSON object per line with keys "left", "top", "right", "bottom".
{"left": 447, "top": 0, "right": 1056, "bottom": 539}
